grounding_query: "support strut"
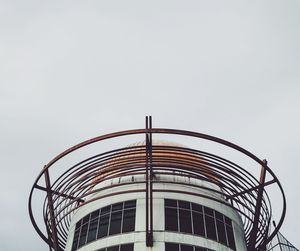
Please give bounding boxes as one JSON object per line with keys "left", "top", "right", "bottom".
{"left": 145, "top": 116, "right": 153, "bottom": 247}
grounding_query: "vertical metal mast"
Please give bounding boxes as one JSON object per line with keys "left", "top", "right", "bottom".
{"left": 145, "top": 116, "right": 153, "bottom": 247}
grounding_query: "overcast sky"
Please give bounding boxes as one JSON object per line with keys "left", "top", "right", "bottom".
{"left": 0, "top": 1, "right": 299, "bottom": 250}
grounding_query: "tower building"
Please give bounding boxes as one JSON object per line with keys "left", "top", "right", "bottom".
{"left": 29, "top": 117, "right": 298, "bottom": 251}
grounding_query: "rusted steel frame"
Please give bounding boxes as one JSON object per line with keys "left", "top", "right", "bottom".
{"left": 29, "top": 127, "right": 286, "bottom": 251}
{"left": 229, "top": 179, "right": 276, "bottom": 199}
{"left": 248, "top": 160, "right": 268, "bottom": 250}
{"left": 47, "top": 146, "right": 147, "bottom": 201}
{"left": 44, "top": 168, "right": 61, "bottom": 251}
{"left": 145, "top": 116, "right": 153, "bottom": 246}
{"left": 34, "top": 184, "right": 84, "bottom": 203}
{"left": 150, "top": 146, "right": 260, "bottom": 191}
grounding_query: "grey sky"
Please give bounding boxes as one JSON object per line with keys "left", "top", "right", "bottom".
{"left": 0, "top": 1, "right": 299, "bottom": 250}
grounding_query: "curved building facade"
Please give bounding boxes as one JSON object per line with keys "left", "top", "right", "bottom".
{"left": 29, "top": 117, "right": 289, "bottom": 251}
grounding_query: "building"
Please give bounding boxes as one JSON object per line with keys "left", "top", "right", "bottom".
{"left": 29, "top": 117, "right": 298, "bottom": 251}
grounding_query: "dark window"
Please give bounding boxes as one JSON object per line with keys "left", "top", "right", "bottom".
{"left": 181, "top": 244, "right": 193, "bottom": 251}
{"left": 71, "top": 226, "right": 80, "bottom": 251}
{"left": 179, "top": 201, "right": 190, "bottom": 209}
{"left": 98, "top": 214, "right": 109, "bottom": 238}
{"left": 205, "top": 215, "right": 217, "bottom": 241}
{"left": 165, "top": 243, "right": 179, "bottom": 251}
{"left": 101, "top": 205, "right": 111, "bottom": 215}
{"left": 165, "top": 207, "right": 178, "bottom": 231}
{"left": 91, "top": 210, "right": 100, "bottom": 220}
{"left": 192, "top": 203, "right": 202, "bottom": 213}
{"left": 72, "top": 200, "right": 136, "bottom": 251}
{"left": 165, "top": 242, "right": 214, "bottom": 251}
{"left": 122, "top": 209, "right": 135, "bottom": 233}
{"left": 78, "top": 223, "right": 88, "bottom": 247}
{"left": 112, "top": 202, "right": 123, "bottom": 211}
{"left": 87, "top": 218, "right": 99, "bottom": 242}
{"left": 204, "top": 207, "right": 214, "bottom": 217}
{"left": 164, "top": 199, "right": 235, "bottom": 250}
{"left": 107, "top": 246, "right": 119, "bottom": 251}
{"left": 226, "top": 223, "right": 236, "bottom": 250}
{"left": 109, "top": 211, "right": 122, "bottom": 235}
{"left": 120, "top": 243, "right": 134, "bottom": 251}
{"left": 124, "top": 200, "right": 136, "bottom": 209}
{"left": 195, "top": 248, "right": 207, "bottom": 251}
{"left": 192, "top": 211, "right": 205, "bottom": 236}
{"left": 165, "top": 199, "right": 177, "bottom": 207}
{"left": 216, "top": 219, "right": 227, "bottom": 245}
{"left": 179, "top": 209, "right": 192, "bottom": 233}
{"left": 96, "top": 243, "right": 134, "bottom": 251}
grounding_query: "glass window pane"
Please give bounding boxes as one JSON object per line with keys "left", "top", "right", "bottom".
{"left": 87, "top": 218, "right": 99, "bottom": 243}
{"left": 97, "top": 214, "right": 109, "bottom": 238}
{"left": 165, "top": 199, "right": 177, "bottom": 207}
{"left": 192, "top": 203, "right": 203, "bottom": 213}
{"left": 181, "top": 244, "right": 193, "bottom": 251}
{"left": 179, "top": 209, "right": 192, "bottom": 234}
{"left": 216, "top": 220, "right": 227, "bottom": 245}
{"left": 82, "top": 214, "right": 90, "bottom": 224}
{"left": 75, "top": 220, "right": 82, "bottom": 230}
{"left": 204, "top": 207, "right": 214, "bottom": 217}
{"left": 192, "top": 211, "right": 205, "bottom": 236}
{"left": 124, "top": 200, "right": 136, "bottom": 209}
{"left": 226, "top": 225, "right": 236, "bottom": 250}
{"left": 71, "top": 227, "right": 80, "bottom": 251}
{"left": 122, "top": 209, "right": 136, "bottom": 233}
{"left": 215, "top": 211, "right": 223, "bottom": 222}
{"left": 101, "top": 205, "right": 111, "bottom": 215}
{"left": 165, "top": 242, "right": 179, "bottom": 251}
{"left": 91, "top": 210, "right": 100, "bottom": 220}
{"left": 195, "top": 247, "right": 207, "bottom": 251}
{"left": 107, "top": 245, "right": 119, "bottom": 251}
{"left": 112, "top": 202, "right": 123, "bottom": 212}
{"left": 205, "top": 215, "right": 217, "bottom": 240}
{"left": 109, "top": 211, "right": 122, "bottom": 235}
{"left": 78, "top": 223, "right": 88, "bottom": 247}
{"left": 120, "top": 243, "right": 134, "bottom": 251}
{"left": 165, "top": 207, "right": 178, "bottom": 231}
{"left": 179, "top": 200, "right": 190, "bottom": 209}
{"left": 224, "top": 216, "right": 231, "bottom": 225}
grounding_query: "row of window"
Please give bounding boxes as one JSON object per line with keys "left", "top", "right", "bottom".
{"left": 72, "top": 200, "right": 136, "bottom": 251}
{"left": 96, "top": 242, "right": 212, "bottom": 251}
{"left": 97, "top": 243, "right": 134, "bottom": 251}
{"left": 165, "top": 199, "right": 236, "bottom": 250}
{"left": 165, "top": 242, "right": 214, "bottom": 251}
{"left": 71, "top": 199, "right": 236, "bottom": 250}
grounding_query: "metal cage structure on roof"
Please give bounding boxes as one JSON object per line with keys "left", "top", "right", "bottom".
{"left": 29, "top": 116, "right": 287, "bottom": 251}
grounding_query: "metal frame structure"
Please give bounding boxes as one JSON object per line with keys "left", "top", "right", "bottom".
{"left": 28, "top": 116, "right": 286, "bottom": 251}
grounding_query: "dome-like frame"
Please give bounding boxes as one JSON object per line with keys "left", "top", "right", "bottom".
{"left": 28, "top": 117, "right": 286, "bottom": 251}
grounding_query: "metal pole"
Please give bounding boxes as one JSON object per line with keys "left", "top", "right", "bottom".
{"left": 44, "top": 167, "right": 60, "bottom": 251}
{"left": 248, "top": 159, "right": 267, "bottom": 251}
{"left": 145, "top": 116, "right": 153, "bottom": 247}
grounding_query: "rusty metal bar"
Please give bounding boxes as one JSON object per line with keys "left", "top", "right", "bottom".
{"left": 145, "top": 116, "right": 150, "bottom": 246}
{"left": 229, "top": 179, "right": 276, "bottom": 199}
{"left": 29, "top": 123, "right": 286, "bottom": 251}
{"left": 149, "top": 116, "right": 153, "bottom": 246}
{"left": 248, "top": 159, "right": 267, "bottom": 251}
{"left": 34, "top": 184, "right": 84, "bottom": 203}
{"left": 44, "top": 167, "right": 60, "bottom": 251}
{"left": 145, "top": 116, "right": 153, "bottom": 246}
